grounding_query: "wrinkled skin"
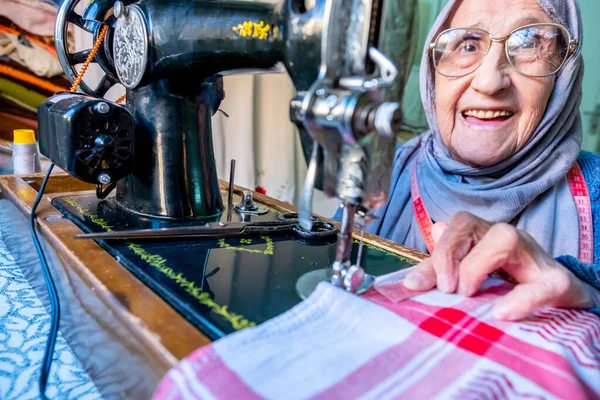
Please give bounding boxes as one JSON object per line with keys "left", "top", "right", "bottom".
{"left": 406, "top": 0, "right": 592, "bottom": 320}
{"left": 404, "top": 214, "right": 592, "bottom": 320}
{"left": 435, "top": 0, "right": 555, "bottom": 167}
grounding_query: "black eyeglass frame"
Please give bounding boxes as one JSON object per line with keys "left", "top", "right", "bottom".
{"left": 429, "top": 23, "right": 579, "bottom": 78}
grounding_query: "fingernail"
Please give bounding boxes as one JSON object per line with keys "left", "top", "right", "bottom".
{"left": 492, "top": 303, "right": 512, "bottom": 320}
{"left": 404, "top": 273, "right": 425, "bottom": 290}
{"left": 458, "top": 283, "right": 469, "bottom": 296}
{"left": 438, "top": 274, "right": 452, "bottom": 293}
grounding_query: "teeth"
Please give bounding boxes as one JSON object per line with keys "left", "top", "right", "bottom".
{"left": 463, "top": 110, "right": 513, "bottom": 119}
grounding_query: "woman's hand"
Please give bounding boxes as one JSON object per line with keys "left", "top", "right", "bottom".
{"left": 404, "top": 212, "right": 592, "bottom": 320}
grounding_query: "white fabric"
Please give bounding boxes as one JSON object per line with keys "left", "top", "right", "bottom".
{"left": 155, "top": 272, "right": 600, "bottom": 399}
{"left": 214, "top": 282, "right": 416, "bottom": 400}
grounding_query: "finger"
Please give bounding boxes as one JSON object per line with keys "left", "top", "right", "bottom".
{"left": 457, "top": 223, "right": 532, "bottom": 297}
{"left": 431, "top": 222, "right": 448, "bottom": 244}
{"left": 492, "top": 280, "right": 555, "bottom": 321}
{"left": 492, "top": 269, "right": 589, "bottom": 321}
{"left": 431, "top": 212, "right": 490, "bottom": 293}
{"left": 403, "top": 257, "right": 436, "bottom": 291}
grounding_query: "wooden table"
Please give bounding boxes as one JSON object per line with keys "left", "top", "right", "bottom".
{"left": 0, "top": 173, "right": 426, "bottom": 399}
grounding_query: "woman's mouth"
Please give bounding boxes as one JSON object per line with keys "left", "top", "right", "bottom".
{"left": 461, "top": 109, "right": 514, "bottom": 127}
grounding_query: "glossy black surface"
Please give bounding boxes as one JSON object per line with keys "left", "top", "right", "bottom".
{"left": 117, "top": 78, "right": 224, "bottom": 219}
{"left": 38, "top": 93, "right": 135, "bottom": 185}
{"left": 139, "top": 0, "right": 284, "bottom": 82}
{"left": 53, "top": 194, "right": 416, "bottom": 339}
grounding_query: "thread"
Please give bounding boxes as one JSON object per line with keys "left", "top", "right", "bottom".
{"left": 12, "top": 129, "right": 41, "bottom": 174}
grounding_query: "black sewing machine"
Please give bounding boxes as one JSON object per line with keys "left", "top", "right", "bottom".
{"left": 37, "top": 0, "right": 418, "bottom": 339}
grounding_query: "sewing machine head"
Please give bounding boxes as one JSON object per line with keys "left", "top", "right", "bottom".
{"left": 38, "top": 0, "right": 416, "bottom": 292}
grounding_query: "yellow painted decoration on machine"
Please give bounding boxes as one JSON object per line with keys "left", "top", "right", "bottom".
{"left": 232, "top": 20, "right": 271, "bottom": 39}
{"left": 61, "top": 196, "right": 256, "bottom": 331}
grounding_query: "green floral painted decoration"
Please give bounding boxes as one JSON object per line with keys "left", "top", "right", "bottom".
{"left": 61, "top": 196, "right": 256, "bottom": 331}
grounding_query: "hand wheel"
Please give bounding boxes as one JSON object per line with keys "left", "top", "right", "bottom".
{"left": 54, "top": 0, "right": 122, "bottom": 97}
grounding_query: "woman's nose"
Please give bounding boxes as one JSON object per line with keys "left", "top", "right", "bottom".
{"left": 470, "top": 42, "right": 511, "bottom": 95}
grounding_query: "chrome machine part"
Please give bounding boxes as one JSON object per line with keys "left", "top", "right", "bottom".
{"left": 374, "top": 102, "right": 402, "bottom": 137}
{"left": 330, "top": 202, "right": 357, "bottom": 287}
{"left": 94, "top": 101, "right": 110, "bottom": 114}
{"left": 293, "top": 0, "right": 417, "bottom": 293}
{"left": 294, "top": 0, "right": 358, "bottom": 224}
{"left": 113, "top": 1, "right": 127, "bottom": 18}
{"left": 234, "top": 191, "right": 269, "bottom": 216}
{"left": 293, "top": 1, "right": 405, "bottom": 211}
{"left": 346, "top": 0, "right": 374, "bottom": 75}
{"left": 297, "top": 141, "right": 320, "bottom": 231}
{"left": 338, "top": 47, "right": 398, "bottom": 90}
{"left": 97, "top": 172, "right": 112, "bottom": 185}
{"left": 345, "top": 208, "right": 376, "bottom": 294}
{"left": 295, "top": 47, "right": 401, "bottom": 208}
{"left": 113, "top": 4, "right": 149, "bottom": 89}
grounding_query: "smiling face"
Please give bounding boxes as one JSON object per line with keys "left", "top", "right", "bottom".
{"left": 434, "top": 0, "right": 556, "bottom": 167}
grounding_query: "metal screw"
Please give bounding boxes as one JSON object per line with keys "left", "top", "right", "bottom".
{"left": 94, "top": 135, "right": 107, "bottom": 151}
{"left": 114, "top": 1, "right": 127, "bottom": 18}
{"left": 95, "top": 102, "right": 110, "bottom": 114}
{"left": 241, "top": 191, "right": 256, "bottom": 210}
{"left": 98, "top": 173, "right": 111, "bottom": 185}
{"left": 325, "top": 94, "right": 339, "bottom": 108}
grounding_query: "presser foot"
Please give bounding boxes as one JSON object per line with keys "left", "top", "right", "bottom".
{"left": 329, "top": 207, "right": 374, "bottom": 294}
{"left": 296, "top": 205, "right": 376, "bottom": 300}
{"left": 295, "top": 262, "right": 375, "bottom": 300}
{"left": 332, "top": 261, "right": 375, "bottom": 294}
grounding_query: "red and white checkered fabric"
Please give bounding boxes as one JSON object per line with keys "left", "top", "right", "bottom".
{"left": 154, "top": 269, "right": 600, "bottom": 400}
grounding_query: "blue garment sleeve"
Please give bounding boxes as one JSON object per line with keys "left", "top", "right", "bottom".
{"left": 551, "top": 151, "right": 600, "bottom": 318}
{"left": 577, "top": 151, "right": 600, "bottom": 266}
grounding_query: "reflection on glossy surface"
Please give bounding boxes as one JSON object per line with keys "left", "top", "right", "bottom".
{"left": 53, "top": 194, "right": 415, "bottom": 339}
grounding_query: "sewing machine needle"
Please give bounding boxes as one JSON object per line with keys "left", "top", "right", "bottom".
{"left": 356, "top": 216, "right": 366, "bottom": 269}
{"left": 352, "top": 212, "right": 376, "bottom": 294}
{"left": 298, "top": 142, "right": 319, "bottom": 231}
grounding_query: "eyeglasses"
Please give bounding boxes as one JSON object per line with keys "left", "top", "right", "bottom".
{"left": 430, "top": 23, "right": 578, "bottom": 78}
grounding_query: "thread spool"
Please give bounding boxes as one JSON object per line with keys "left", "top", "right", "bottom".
{"left": 13, "top": 129, "right": 41, "bottom": 174}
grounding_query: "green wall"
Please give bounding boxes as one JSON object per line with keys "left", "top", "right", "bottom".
{"left": 580, "top": 0, "right": 600, "bottom": 152}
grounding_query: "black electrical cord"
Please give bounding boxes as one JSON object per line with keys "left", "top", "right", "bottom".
{"left": 29, "top": 163, "right": 59, "bottom": 400}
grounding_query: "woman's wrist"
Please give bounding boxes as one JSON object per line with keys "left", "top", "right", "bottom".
{"left": 581, "top": 281, "right": 600, "bottom": 308}
{"left": 555, "top": 255, "right": 600, "bottom": 310}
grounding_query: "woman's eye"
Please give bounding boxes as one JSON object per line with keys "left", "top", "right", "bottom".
{"left": 519, "top": 41, "right": 536, "bottom": 49}
{"left": 459, "top": 41, "right": 478, "bottom": 52}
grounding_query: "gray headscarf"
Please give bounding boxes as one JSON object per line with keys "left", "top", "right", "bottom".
{"left": 369, "top": 0, "right": 584, "bottom": 258}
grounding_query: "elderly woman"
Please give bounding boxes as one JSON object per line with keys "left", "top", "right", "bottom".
{"left": 369, "top": 0, "right": 600, "bottom": 321}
